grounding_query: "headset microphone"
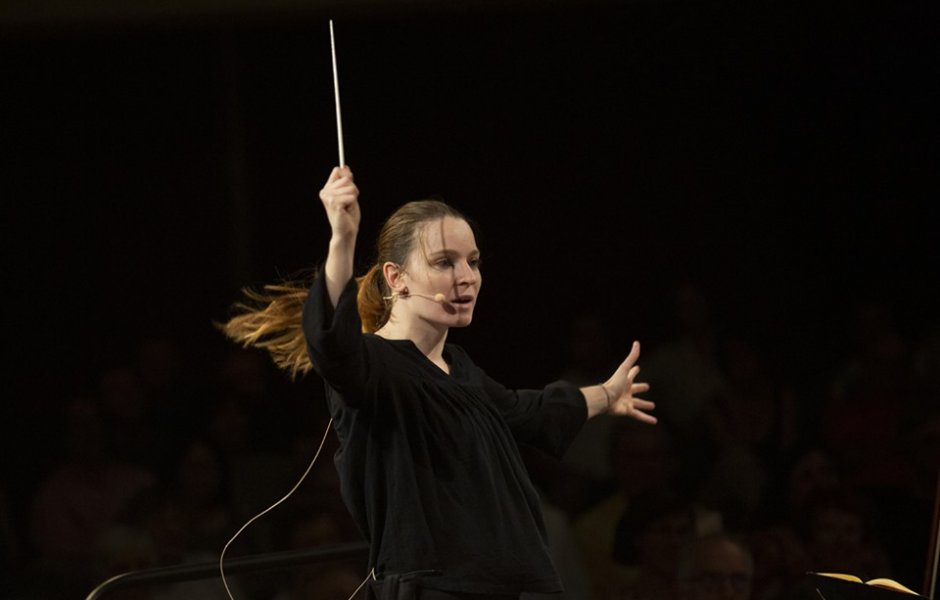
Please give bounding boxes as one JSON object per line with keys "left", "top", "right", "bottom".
{"left": 411, "top": 292, "right": 447, "bottom": 304}
{"left": 383, "top": 291, "right": 447, "bottom": 303}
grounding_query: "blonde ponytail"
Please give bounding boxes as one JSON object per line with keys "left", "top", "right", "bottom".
{"left": 357, "top": 264, "right": 392, "bottom": 334}
{"left": 219, "top": 267, "right": 388, "bottom": 379}
{"left": 218, "top": 280, "right": 314, "bottom": 380}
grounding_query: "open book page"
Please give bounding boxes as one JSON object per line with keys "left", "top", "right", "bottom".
{"left": 817, "top": 573, "right": 864, "bottom": 584}
{"left": 865, "top": 579, "right": 919, "bottom": 595}
{"left": 814, "top": 573, "right": 922, "bottom": 596}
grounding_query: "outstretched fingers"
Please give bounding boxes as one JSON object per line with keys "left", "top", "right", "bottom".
{"left": 606, "top": 340, "right": 656, "bottom": 423}
{"left": 627, "top": 404, "right": 658, "bottom": 424}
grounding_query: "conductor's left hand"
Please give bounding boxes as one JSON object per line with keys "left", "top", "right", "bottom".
{"left": 604, "top": 341, "right": 656, "bottom": 423}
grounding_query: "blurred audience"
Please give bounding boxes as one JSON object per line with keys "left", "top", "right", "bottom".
{"left": 822, "top": 303, "right": 919, "bottom": 490}
{"left": 7, "top": 290, "right": 936, "bottom": 600}
{"left": 696, "top": 335, "right": 802, "bottom": 531}
{"left": 26, "top": 396, "right": 156, "bottom": 596}
{"left": 0, "top": 486, "right": 20, "bottom": 596}
{"left": 642, "top": 281, "right": 727, "bottom": 477}
{"left": 573, "top": 419, "right": 694, "bottom": 599}
{"left": 547, "top": 311, "right": 624, "bottom": 516}
{"left": 792, "top": 486, "right": 892, "bottom": 582}
{"left": 608, "top": 491, "right": 699, "bottom": 600}
{"left": 91, "top": 524, "right": 159, "bottom": 600}
{"left": 677, "top": 533, "right": 754, "bottom": 600}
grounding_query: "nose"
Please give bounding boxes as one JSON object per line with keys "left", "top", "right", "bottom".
{"left": 454, "top": 259, "right": 477, "bottom": 285}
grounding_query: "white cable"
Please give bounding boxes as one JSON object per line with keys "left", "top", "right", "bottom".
{"left": 346, "top": 567, "right": 377, "bottom": 600}
{"left": 219, "top": 417, "right": 334, "bottom": 600}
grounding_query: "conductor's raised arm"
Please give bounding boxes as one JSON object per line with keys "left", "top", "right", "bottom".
{"left": 319, "top": 165, "right": 360, "bottom": 308}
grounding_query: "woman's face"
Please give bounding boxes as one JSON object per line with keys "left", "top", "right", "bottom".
{"left": 399, "top": 216, "right": 482, "bottom": 329}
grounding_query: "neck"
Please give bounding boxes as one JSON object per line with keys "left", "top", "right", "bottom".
{"left": 377, "top": 317, "right": 448, "bottom": 362}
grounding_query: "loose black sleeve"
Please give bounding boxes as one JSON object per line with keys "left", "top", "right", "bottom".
{"left": 474, "top": 360, "right": 588, "bottom": 458}
{"left": 302, "top": 274, "right": 369, "bottom": 404}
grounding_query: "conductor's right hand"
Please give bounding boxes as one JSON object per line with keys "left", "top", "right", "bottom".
{"left": 320, "top": 166, "right": 360, "bottom": 240}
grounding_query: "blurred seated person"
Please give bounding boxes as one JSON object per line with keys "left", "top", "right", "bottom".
{"left": 607, "top": 491, "right": 700, "bottom": 600}
{"left": 677, "top": 533, "right": 754, "bottom": 600}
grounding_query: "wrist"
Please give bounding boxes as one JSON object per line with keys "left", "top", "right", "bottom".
{"left": 601, "top": 384, "right": 612, "bottom": 413}
{"left": 330, "top": 231, "right": 357, "bottom": 248}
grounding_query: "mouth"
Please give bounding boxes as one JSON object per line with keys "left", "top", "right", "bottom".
{"left": 450, "top": 295, "right": 474, "bottom": 306}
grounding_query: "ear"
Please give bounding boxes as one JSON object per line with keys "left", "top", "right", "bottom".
{"left": 382, "top": 262, "right": 407, "bottom": 293}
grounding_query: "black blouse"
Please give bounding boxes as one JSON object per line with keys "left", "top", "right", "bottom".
{"left": 303, "top": 275, "right": 587, "bottom": 595}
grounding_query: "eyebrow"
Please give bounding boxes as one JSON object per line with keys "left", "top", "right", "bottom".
{"left": 428, "top": 248, "right": 480, "bottom": 257}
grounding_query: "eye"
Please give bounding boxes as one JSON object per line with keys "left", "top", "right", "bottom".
{"left": 434, "top": 258, "right": 453, "bottom": 268}
{"left": 469, "top": 257, "right": 482, "bottom": 269}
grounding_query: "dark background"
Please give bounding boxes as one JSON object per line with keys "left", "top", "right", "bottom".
{"left": 2, "top": 0, "right": 938, "bottom": 591}
{"left": 5, "top": 0, "right": 936, "bottom": 387}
